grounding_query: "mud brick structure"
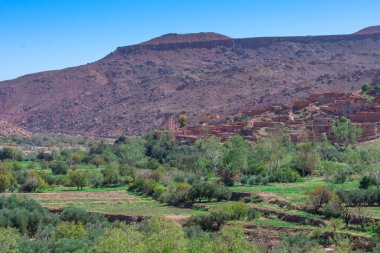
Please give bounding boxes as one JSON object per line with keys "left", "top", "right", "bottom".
{"left": 155, "top": 90, "right": 380, "bottom": 144}
{"left": 350, "top": 112, "right": 380, "bottom": 123}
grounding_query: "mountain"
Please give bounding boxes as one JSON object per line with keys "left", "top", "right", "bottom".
{"left": 0, "top": 121, "right": 31, "bottom": 137}
{"left": 1, "top": 27, "right": 380, "bottom": 137}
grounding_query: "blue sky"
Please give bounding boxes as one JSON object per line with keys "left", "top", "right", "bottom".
{"left": 1, "top": 0, "right": 380, "bottom": 81}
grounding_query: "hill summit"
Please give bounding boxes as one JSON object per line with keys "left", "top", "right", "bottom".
{"left": 355, "top": 25, "right": 380, "bottom": 35}
{"left": 140, "top": 32, "right": 232, "bottom": 45}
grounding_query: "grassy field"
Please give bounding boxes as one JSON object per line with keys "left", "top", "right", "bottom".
{"left": 4, "top": 190, "right": 204, "bottom": 218}
{"left": 230, "top": 178, "right": 359, "bottom": 203}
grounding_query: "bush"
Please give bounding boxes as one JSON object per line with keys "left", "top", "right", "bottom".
{"left": 0, "top": 227, "right": 21, "bottom": 252}
{"left": 50, "top": 162, "right": 69, "bottom": 175}
{"left": 240, "top": 175, "right": 249, "bottom": 185}
{"left": 362, "top": 83, "right": 371, "bottom": 92}
{"left": 0, "top": 147, "right": 23, "bottom": 161}
{"left": 212, "top": 185, "right": 231, "bottom": 202}
{"left": 206, "top": 227, "right": 259, "bottom": 252}
{"left": 247, "top": 208, "right": 261, "bottom": 221}
{"left": 186, "top": 211, "right": 229, "bottom": 232}
{"left": 0, "top": 196, "right": 58, "bottom": 236}
{"left": 20, "top": 173, "right": 48, "bottom": 192}
{"left": 160, "top": 183, "right": 190, "bottom": 206}
{"left": 333, "top": 170, "right": 347, "bottom": 184}
{"left": 52, "top": 238, "right": 89, "bottom": 253}
{"left": 0, "top": 166, "right": 16, "bottom": 192}
{"left": 269, "top": 168, "right": 302, "bottom": 183}
{"left": 54, "top": 222, "right": 86, "bottom": 240}
{"left": 359, "top": 176, "right": 376, "bottom": 189}
{"left": 61, "top": 207, "right": 90, "bottom": 224}
{"left": 211, "top": 201, "right": 249, "bottom": 220}
{"left": 89, "top": 171, "right": 103, "bottom": 188}
{"left": 248, "top": 176, "right": 256, "bottom": 186}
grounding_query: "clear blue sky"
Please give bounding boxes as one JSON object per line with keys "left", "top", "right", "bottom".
{"left": 1, "top": 0, "right": 380, "bottom": 81}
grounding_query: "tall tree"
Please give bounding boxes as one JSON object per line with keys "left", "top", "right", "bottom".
{"left": 331, "top": 117, "right": 362, "bottom": 150}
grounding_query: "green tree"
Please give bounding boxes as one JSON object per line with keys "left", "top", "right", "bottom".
{"left": 89, "top": 154, "right": 105, "bottom": 168}
{"left": 101, "top": 162, "right": 120, "bottom": 185}
{"left": 308, "top": 186, "right": 333, "bottom": 213}
{"left": 252, "top": 129, "right": 287, "bottom": 171}
{"left": 115, "top": 137, "right": 147, "bottom": 172}
{"left": 361, "top": 83, "right": 371, "bottom": 92}
{"left": 218, "top": 136, "right": 249, "bottom": 186}
{"left": 69, "top": 171, "right": 89, "bottom": 189}
{"left": 160, "top": 182, "right": 191, "bottom": 206}
{"left": 294, "top": 141, "right": 320, "bottom": 176}
{"left": 331, "top": 117, "right": 362, "bottom": 150}
{"left": 195, "top": 136, "right": 224, "bottom": 173}
{"left": 178, "top": 114, "right": 188, "bottom": 128}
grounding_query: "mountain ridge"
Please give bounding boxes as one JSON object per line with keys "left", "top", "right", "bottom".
{"left": 1, "top": 26, "right": 380, "bottom": 137}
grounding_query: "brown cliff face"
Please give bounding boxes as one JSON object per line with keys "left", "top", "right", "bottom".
{"left": 1, "top": 27, "right": 380, "bottom": 137}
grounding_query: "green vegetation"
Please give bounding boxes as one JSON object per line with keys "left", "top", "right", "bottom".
{"left": 1, "top": 128, "right": 380, "bottom": 251}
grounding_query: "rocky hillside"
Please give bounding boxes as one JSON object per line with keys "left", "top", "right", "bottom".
{"left": 0, "top": 121, "right": 31, "bottom": 137}
{"left": 1, "top": 27, "right": 380, "bottom": 137}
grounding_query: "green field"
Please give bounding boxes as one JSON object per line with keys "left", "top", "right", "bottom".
{"left": 230, "top": 178, "right": 359, "bottom": 203}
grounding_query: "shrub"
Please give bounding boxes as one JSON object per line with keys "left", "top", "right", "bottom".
{"left": 359, "top": 176, "right": 376, "bottom": 189}
{"left": 141, "top": 217, "right": 187, "bottom": 253}
{"left": 206, "top": 227, "right": 259, "bottom": 253}
{"left": 270, "top": 168, "right": 302, "bottom": 183}
{"left": 213, "top": 185, "right": 232, "bottom": 202}
{"left": 54, "top": 222, "right": 86, "bottom": 240}
{"left": 0, "top": 196, "right": 58, "bottom": 236}
{"left": 61, "top": 207, "right": 90, "bottom": 224}
{"left": 88, "top": 171, "right": 103, "bottom": 188}
{"left": 323, "top": 196, "right": 343, "bottom": 218}
{"left": 248, "top": 176, "right": 256, "bottom": 185}
{"left": 52, "top": 238, "right": 90, "bottom": 253}
{"left": 0, "top": 147, "right": 23, "bottom": 161}
{"left": 0, "top": 227, "right": 20, "bottom": 252}
{"left": 273, "top": 234, "right": 324, "bottom": 253}
{"left": 160, "top": 183, "right": 190, "bottom": 206}
{"left": 93, "top": 227, "right": 145, "bottom": 253}
{"left": 186, "top": 210, "right": 229, "bottom": 232}
{"left": 362, "top": 83, "right": 371, "bottom": 92}
{"left": 247, "top": 208, "right": 261, "bottom": 221}
{"left": 152, "top": 184, "right": 165, "bottom": 199}
{"left": 240, "top": 175, "right": 249, "bottom": 185}
{"left": 0, "top": 167, "right": 16, "bottom": 192}
{"left": 50, "top": 162, "right": 69, "bottom": 175}
{"left": 20, "top": 173, "right": 48, "bottom": 192}
{"left": 211, "top": 201, "right": 249, "bottom": 220}
{"left": 333, "top": 170, "right": 347, "bottom": 184}
{"left": 101, "top": 163, "right": 120, "bottom": 186}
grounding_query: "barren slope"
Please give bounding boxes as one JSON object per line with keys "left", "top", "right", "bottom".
{"left": 1, "top": 28, "right": 380, "bottom": 136}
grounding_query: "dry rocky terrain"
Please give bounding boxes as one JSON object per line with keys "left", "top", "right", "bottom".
{"left": 1, "top": 26, "right": 380, "bottom": 137}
